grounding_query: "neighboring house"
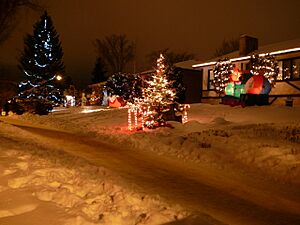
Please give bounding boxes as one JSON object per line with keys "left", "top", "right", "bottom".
{"left": 192, "top": 35, "right": 300, "bottom": 105}
{"left": 174, "top": 60, "right": 202, "bottom": 103}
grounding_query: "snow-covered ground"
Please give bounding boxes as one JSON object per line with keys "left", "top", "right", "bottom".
{"left": 0, "top": 120, "right": 188, "bottom": 225}
{"left": 0, "top": 103, "right": 300, "bottom": 225}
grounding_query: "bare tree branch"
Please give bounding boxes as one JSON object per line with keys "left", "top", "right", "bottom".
{"left": 147, "top": 49, "right": 194, "bottom": 67}
{"left": 0, "top": 0, "right": 42, "bottom": 45}
{"left": 94, "top": 34, "right": 135, "bottom": 76}
{"left": 214, "top": 37, "right": 239, "bottom": 57}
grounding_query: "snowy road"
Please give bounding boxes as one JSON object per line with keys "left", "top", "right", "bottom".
{"left": 6, "top": 121, "right": 300, "bottom": 225}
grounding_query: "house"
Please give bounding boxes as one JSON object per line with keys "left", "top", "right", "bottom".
{"left": 174, "top": 60, "right": 202, "bottom": 103}
{"left": 192, "top": 35, "right": 300, "bottom": 105}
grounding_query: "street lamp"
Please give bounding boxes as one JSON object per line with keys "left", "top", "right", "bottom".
{"left": 56, "top": 74, "right": 63, "bottom": 81}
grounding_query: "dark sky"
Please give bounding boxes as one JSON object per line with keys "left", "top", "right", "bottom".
{"left": 1, "top": 0, "right": 300, "bottom": 87}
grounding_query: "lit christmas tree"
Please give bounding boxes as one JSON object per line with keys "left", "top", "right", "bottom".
{"left": 213, "top": 58, "right": 234, "bottom": 95}
{"left": 139, "top": 54, "right": 176, "bottom": 128}
{"left": 18, "top": 11, "right": 65, "bottom": 104}
{"left": 105, "top": 72, "right": 142, "bottom": 103}
{"left": 250, "top": 54, "right": 279, "bottom": 86}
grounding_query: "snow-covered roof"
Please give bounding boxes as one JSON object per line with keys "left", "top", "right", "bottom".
{"left": 174, "top": 59, "right": 200, "bottom": 70}
{"left": 193, "top": 38, "right": 300, "bottom": 68}
{"left": 254, "top": 38, "right": 300, "bottom": 55}
{"left": 88, "top": 81, "right": 106, "bottom": 88}
{"left": 139, "top": 69, "right": 155, "bottom": 75}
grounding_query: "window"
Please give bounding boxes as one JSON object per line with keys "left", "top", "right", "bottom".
{"left": 207, "top": 69, "right": 214, "bottom": 90}
{"left": 281, "top": 58, "right": 300, "bottom": 80}
{"left": 292, "top": 58, "right": 300, "bottom": 79}
{"left": 283, "top": 60, "right": 291, "bottom": 79}
{"left": 246, "top": 62, "right": 251, "bottom": 70}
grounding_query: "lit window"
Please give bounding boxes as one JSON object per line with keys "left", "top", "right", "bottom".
{"left": 292, "top": 58, "right": 300, "bottom": 79}
{"left": 282, "top": 58, "right": 300, "bottom": 80}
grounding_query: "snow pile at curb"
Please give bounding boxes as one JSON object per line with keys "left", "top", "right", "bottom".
{"left": 2, "top": 104, "right": 300, "bottom": 186}
{"left": 126, "top": 123, "right": 300, "bottom": 185}
{"left": 0, "top": 124, "right": 188, "bottom": 225}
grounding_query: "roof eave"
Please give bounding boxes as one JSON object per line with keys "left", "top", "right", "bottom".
{"left": 192, "top": 47, "right": 300, "bottom": 68}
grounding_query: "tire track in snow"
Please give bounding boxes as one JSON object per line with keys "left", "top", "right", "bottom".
{"left": 9, "top": 123, "right": 300, "bottom": 225}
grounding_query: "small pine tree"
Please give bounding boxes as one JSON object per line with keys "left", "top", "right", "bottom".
{"left": 18, "top": 11, "right": 65, "bottom": 104}
{"left": 141, "top": 54, "right": 176, "bottom": 128}
{"left": 91, "top": 57, "right": 107, "bottom": 84}
{"left": 250, "top": 54, "right": 279, "bottom": 86}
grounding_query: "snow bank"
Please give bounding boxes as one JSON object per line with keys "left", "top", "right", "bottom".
{"left": 2, "top": 104, "right": 300, "bottom": 187}
{"left": 0, "top": 123, "right": 188, "bottom": 224}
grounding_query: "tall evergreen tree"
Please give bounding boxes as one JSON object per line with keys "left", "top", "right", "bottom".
{"left": 18, "top": 11, "right": 65, "bottom": 104}
{"left": 91, "top": 57, "right": 107, "bottom": 83}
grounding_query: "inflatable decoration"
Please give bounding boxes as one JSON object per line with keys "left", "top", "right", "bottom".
{"left": 108, "top": 95, "right": 126, "bottom": 108}
{"left": 224, "top": 68, "right": 245, "bottom": 98}
{"left": 245, "top": 75, "right": 271, "bottom": 95}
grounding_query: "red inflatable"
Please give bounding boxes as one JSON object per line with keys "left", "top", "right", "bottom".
{"left": 245, "top": 75, "right": 271, "bottom": 95}
{"left": 108, "top": 96, "right": 125, "bottom": 108}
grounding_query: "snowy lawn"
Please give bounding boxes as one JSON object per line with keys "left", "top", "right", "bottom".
{"left": 17, "top": 103, "right": 299, "bottom": 185}
{"left": 0, "top": 122, "right": 188, "bottom": 225}
{"left": 0, "top": 103, "right": 300, "bottom": 225}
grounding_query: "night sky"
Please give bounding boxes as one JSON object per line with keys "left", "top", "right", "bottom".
{"left": 0, "top": 0, "right": 299, "bottom": 87}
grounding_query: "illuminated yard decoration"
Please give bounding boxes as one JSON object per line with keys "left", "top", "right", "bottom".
{"left": 224, "top": 68, "right": 246, "bottom": 98}
{"left": 243, "top": 54, "right": 278, "bottom": 95}
{"left": 245, "top": 75, "right": 271, "bottom": 95}
{"left": 127, "top": 103, "right": 190, "bottom": 131}
{"left": 250, "top": 54, "right": 279, "bottom": 87}
{"left": 64, "top": 95, "right": 75, "bottom": 107}
{"left": 179, "top": 104, "right": 190, "bottom": 124}
{"left": 213, "top": 59, "right": 234, "bottom": 95}
{"left": 128, "top": 106, "right": 145, "bottom": 131}
{"left": 128, "top": 54, "right": 190, "bottom": 130}
{"left": 213, "top": 55, "right": 279, "bottom": 107}
{"left": 142, "top": 54, "right": 176, "bottom": 128}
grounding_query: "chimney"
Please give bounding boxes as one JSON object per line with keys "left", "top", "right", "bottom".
{"left": 239, "top": 35, "right": 258, "bottom": 56}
